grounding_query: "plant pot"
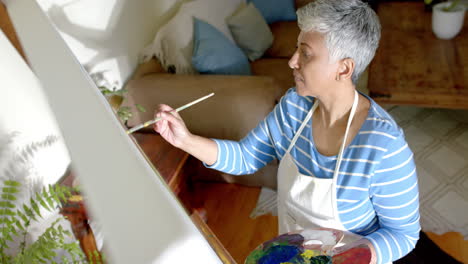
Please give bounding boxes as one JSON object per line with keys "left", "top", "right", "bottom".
{"left": 432, "top": 2, "right": 466, "bottom": 39}
{"left": 107, "top": 94, "right": 124, "bottom": 111}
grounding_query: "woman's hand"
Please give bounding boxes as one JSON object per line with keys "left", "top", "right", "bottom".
{"left": 153, "top": 104, "right": 218, "bottom": 166}
{"left": 153, "top": 104, "right": 192, "bottom": 149}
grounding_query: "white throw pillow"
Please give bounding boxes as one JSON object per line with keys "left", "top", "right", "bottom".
{"left": 140, "top": 0, "right": 244, "bottom": 74}
{"left": 227, "top": 2, "right": 273, "bottom": 61}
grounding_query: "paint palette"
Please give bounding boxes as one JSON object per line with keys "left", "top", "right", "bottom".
{"left": 245, "top": 229, "right": 371, "bottom": 264}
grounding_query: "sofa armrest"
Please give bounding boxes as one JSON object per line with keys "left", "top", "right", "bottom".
{"left": 121, "top": 74, "right": 283, "bottom": 140}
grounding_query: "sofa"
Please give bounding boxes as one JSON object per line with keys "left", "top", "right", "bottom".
{"left": 121, "top": 0, "right": 317, "bottom": 189}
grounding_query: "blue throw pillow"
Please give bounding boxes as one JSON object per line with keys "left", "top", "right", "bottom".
{"left": 192, "top": 18, "right": 251, "bottom": 75}
{"left": 248, "top": 0, "right": 296, "bottom": 24}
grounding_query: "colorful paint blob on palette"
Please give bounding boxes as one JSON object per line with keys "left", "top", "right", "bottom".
{"left": 245, "top": 233, "right": 371, "bottom": 264}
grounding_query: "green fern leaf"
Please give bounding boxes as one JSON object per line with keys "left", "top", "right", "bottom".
{"left": 64, "top": 188, "right": 72, "bottom": 199}
{"left": 49, "top": 185, "right": 61, "bottom": 205}
{"left": 43, "top": 231, "right": 51, "bottom": 241}
{"left": 4, "top": 180, "right": 21, "bottom": 187}
{"left": 1, "top": 193, "right": 17, "bottom": 201}
{"left": 0, "top": 201, "right": 15, "bottom": 209}
{"left": 45, "top": 194, "right": 55, "bottom": 209}
{"left": 17, "top": 209, "right": 28, "bottom": 223}
{"left": 2, "top": 187, "right": 19, "bottom": 194}
{"left": 38, "top": 187, "right": 54, "bottom": 211}
{"left": 51, "top": 228, "right": 58, "bottom": 237}
{"left": 1, "top": 240, "right": 10, "bottom": 249}
{"left": 92, "top": 250, "right": 101, "bottom": 263}
{"left": 72, "top": 185, "right": 81, "bottom": 193}
{"left": 63, "top": 229, "right": 72, "bottom": 237}
{"left": 5, "top": 219, "right": 18, "bottom": 236}
{"left": 46, "top": 248, "right": 57, "bottom": 259}
{"left": 29, "top": 198, "right": 42, "bottom": 218}
{"left": 55, "top": 186, "right": 67, "bottom": 203}
{"left": 9, "top": 226, "right": 18, "bottom": 237}
{"left": 23, "top": 204, "right": 37, "bottom": 221}
{"left": 14, "top": 219, "right": 25, "bottom": 231}
{"left": 136, "top": 103, "right": 147, "bottom": 112}
{"left": 3, "top": 208, "right": 15, "bottom": 216}
{"left": 37, "top": 196, "right": 50, "bottom": 212}
{"left": 1, "top": 179, "right": 83, "bottom": 264}
{"left": 42, "top": 188, "right": 58, "bottom": 208}
{"left": 3, "top": 231, "right": 13, "bottom": 242}
{"left": 33, "top": 251, "right": 44, "bottom": 263}
{"left": 70, "top": 250, "right": 77, "bottom": 262}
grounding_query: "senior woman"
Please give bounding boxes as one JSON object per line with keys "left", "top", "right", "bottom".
{"left": 154, "top": 0, "right": 420, "bottom": 263}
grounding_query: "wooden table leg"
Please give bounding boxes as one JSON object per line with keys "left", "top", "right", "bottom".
{"left": 61, "top": 195, "right": 103, "bottom": 263}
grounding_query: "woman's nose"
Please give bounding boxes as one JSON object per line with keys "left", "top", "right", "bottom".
{"left": 288, "top": 52, "right": 299, "bottom": 69}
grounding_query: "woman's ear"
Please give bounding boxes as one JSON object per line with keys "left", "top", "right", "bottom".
{"left": 336, "top": 58, "right": 355, "bottom": 81}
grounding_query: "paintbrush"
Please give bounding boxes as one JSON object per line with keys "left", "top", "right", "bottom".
{"left": 126, "top": 92, "right": 215, "bottom": 134}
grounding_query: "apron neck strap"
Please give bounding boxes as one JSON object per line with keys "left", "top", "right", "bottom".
{"left": 333, "top": 90, "right": 359, "bottom": 177}
{"left": 286, "top": 99, "right": 318, "bottom": 153}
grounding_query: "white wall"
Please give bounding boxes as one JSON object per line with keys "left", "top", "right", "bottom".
{"left": 37, "top": 0, "right": 186, "bottom": 90}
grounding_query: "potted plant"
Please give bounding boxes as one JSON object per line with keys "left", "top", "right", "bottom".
{"left": 0, "top": 135, "right": 102, "bottom": 263}
{"left": 90, "top": 71, "right": 146, "bottom": 125}
{"left": 425, "top": 0, "right": 466, "bottom": 39}
{"left": 98, "top": 86, "right": 146, "bottom": 125}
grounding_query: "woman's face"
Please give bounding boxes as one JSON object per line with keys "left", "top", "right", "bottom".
{"left": 288, "top": 31, "right": 339, "bottom": 97}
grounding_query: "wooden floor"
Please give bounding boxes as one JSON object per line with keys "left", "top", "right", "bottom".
{"left": 193, "top": 182, "right": 468, "bottom": 263}
{"left": 192, "top": 182, "right": 278, "bottom": 263}
{"left": 426, "top": 232, "right": 468, "bottom": 263}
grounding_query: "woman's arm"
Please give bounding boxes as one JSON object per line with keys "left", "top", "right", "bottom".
{"left": 365, "top": 134, "right": 421, "bottom": 264}
{"left": 154, "top": 102, "right": 281, "bottom": 174}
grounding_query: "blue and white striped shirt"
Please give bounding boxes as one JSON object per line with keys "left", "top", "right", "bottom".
{"left": 207, "top": 88, "right": 420, "bottom": 263}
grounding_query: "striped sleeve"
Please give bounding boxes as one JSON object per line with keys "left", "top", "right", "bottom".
{"left": 365, "top": 132, "right": 421, "bottom": 264}
{"left": 204, "top": 105, "right": 281, "bottom": 175}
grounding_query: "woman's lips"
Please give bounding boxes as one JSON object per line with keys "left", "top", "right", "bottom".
{"left": 294, "top": 73, "right": 304, "bottom": 82}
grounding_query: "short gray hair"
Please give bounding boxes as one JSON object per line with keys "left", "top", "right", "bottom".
{"left": 297, "top": 0, "right": 381, "bottom": 84}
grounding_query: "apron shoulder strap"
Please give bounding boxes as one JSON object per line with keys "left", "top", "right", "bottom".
{"left": 333, "top": 91, "right": 359, "bottom": 178}
{"left": 286, "top": 99, "right": 319, "bottom": 154}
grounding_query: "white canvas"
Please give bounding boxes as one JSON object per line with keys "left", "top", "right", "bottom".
{"left": 6, "top": 0, "right": 222, "bottom": 262}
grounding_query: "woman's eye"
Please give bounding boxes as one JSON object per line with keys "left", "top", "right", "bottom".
{"left": 295, "top": 45, "right": 311, "bottom": 57}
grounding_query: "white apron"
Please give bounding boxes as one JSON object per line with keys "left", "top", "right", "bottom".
{"left": 277, "top": 91, "right": 359, "bottom": 235}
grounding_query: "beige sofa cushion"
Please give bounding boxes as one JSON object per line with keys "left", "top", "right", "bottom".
{"left": 251, "top": 58, "right": 295, "bottom": 94}
{"left": 122, "top": 74, "right": 282, "bottom": 140}
{"left": 264, "top": 21, "right": 300, "bottom": 58}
